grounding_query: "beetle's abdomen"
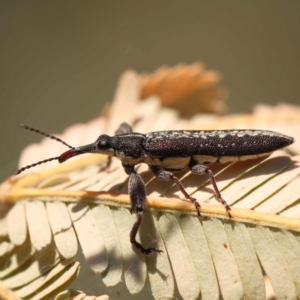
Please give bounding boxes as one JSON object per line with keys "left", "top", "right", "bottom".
{"left": 143, "top": 130, "right": 294, "bottom": 164}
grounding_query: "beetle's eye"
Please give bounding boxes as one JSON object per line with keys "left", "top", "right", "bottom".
{"left": 97, "top": 139, "right": 111, "bottom": 150}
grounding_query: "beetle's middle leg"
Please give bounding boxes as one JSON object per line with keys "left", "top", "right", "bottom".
{"left": 189, "top": 160, "right": 232, "bottom": 217}
{"left": 150, "top": 166, "right": 201, "bottom": 216}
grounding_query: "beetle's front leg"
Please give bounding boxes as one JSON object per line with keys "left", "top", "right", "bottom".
{"left": 150, "top": 166, "right": 201, "bottom": 216}
{"left": 115, "top": 122, "right": 133, "bottom": 135}
{"left": 124, "top": 165, "right": 163, "bottom": 255}
{"left": 189, "top": 163, "right": 232, "bottom": 217}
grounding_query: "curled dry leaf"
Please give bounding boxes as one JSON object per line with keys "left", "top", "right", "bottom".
{"left": 0, "top": 70, "right": 300, "bottom": 300}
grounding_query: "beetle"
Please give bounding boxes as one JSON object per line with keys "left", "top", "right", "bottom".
{"left": 15, "top": 123, "right": 294, "bottom": 255}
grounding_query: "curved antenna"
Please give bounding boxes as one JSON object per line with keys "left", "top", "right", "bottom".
{"left": 19, "top": 124, "right": 73, "bottom": 149}
{"left": 15, "top": 156, "right": 60, "bottom": 175}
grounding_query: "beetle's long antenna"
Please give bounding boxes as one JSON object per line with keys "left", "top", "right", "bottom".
{"left": 19, "top": 124, "right": 73, "bottom": 149}
{"left": 15, "top": 156, "right": 60, "bottom": 175}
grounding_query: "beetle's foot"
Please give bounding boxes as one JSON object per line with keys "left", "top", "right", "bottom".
{"left": 133, "top": 241, "right": 163, "bottom": 255}
{"left": 143, "top": 247, "right": 164, "bottom": 256}
{"left": 219, "top": 196, "right": 232, "bottom": 218}
{"left": 189, "top": 196, "right": 201, "bottom": 216}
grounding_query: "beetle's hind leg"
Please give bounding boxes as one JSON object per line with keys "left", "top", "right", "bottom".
{"left": 189, "top": 161, "right": 232, "bottom": 217}
{"left": 150, "top": 167, "right": 201, "bottom": 216}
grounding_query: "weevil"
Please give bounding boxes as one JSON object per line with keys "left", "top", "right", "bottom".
{"left": 15, "top": 123, "right": 294, "bottom": 255}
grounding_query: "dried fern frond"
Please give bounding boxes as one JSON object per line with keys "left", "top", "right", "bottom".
{"left": 1, "top": 69, "right": 300, "bottom": 300}
{"left": 140, "top": 63, "right": 228, "bottom": 117}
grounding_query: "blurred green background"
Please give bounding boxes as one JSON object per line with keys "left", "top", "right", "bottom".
{"left": 1, "top": 1, "right": 300, "bottom": 182}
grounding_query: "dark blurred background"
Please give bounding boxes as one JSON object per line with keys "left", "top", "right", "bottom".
{"left": 1, "top": 1, "right": 300, "bottom": 182}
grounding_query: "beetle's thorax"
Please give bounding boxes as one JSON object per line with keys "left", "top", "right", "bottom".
{"left": 111, "top": 133, "right": 146, "bottom": 165}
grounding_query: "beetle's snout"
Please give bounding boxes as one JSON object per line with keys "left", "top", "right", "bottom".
{"left": 58, "top": 143, "right": 97, "bottom": 163}
{"left": 58, "top": 149, "right": 76, "bottom": 163}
